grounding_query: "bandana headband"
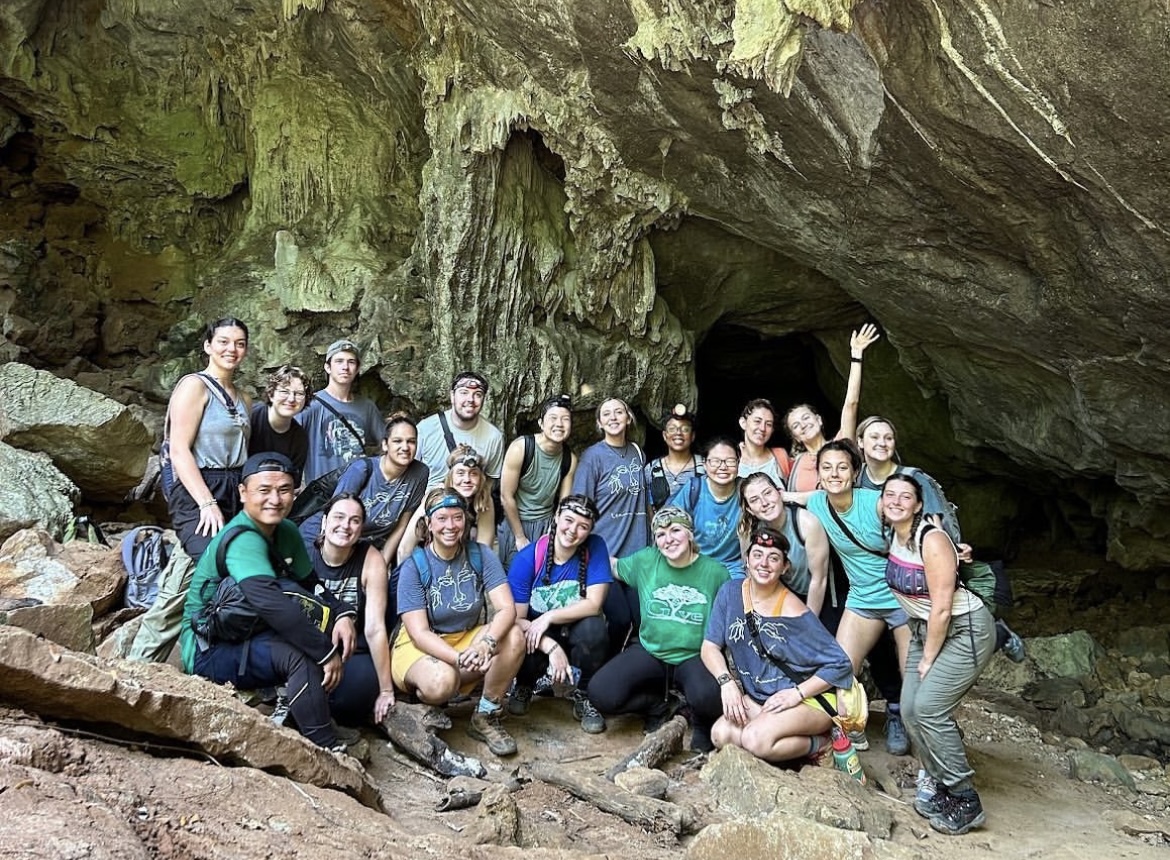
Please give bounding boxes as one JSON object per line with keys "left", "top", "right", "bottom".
{"left": 426, "top": 493, "right": 467, "bottom": 517}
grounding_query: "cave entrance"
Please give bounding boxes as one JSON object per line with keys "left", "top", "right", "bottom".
{"left": 653, "top": 322, "right": 838, "bottom": 458}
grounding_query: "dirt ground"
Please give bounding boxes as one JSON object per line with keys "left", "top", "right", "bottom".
{"left": 1, "top": 681, "right": 1168, "bottom": 860}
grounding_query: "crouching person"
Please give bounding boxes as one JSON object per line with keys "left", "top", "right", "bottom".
{"left": 393, "top": 489, "right": 525, "bottom": 757}
{"left": 179, "top": 453, "right": 358, "bottom": 751}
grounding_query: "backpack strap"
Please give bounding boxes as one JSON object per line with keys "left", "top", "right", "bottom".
{"left": 521, "top": 434, "right": 536, "bottom": 477}
{"left": 559, "top": 447, "right": 572, "bottom": 483}
{"left": 437, "top": 411, "right": 458, "bottom": 453}
{"left": 411, "top": 547, "right": 431, "bottom": 589}
{"left": 770, "top": 447, "right": 793, "bottom": 479}
{"left": 214, "top": 524, "right": 292, "bottom": 583}
{"left": 313, "top": 395, "right": 365, "bottom": 448}
{"left": 823, "top": 501, "right": 886, "bottom": 557}
{"left": 534, "top": 533, "right": 589, "bottom": 599}
{"left": 197, "top": 372, "right": 238, "bottom": 416}
{"left": 786, "top": 504, "right": 805, "bottom": 547}
{"left": 687, "top": 474, "right": 702, "bottom": 512}
{"left": 533, "top": 532, "right": 551, "bottom": 572}
{"left": 648, "top": 459, "right": 669, "bottom": 509}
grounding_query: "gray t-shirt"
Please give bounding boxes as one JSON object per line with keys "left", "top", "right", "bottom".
{"left": 416, "top": 410, "right": 506, "bottom": 487}
{"left": 570, "top": 440, "right": 649, "bottom": 558}
{"left": 299, "top": 457, "right": 429, "bottom": 549}
{"left": 397, "top": 543, "right": 508, "bottom": 634}
{"left": 296, "top": 391, "right": 384, "bottom": 484}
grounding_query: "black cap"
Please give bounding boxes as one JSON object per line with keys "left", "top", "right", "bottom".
{"left": 241, "top": 452, "right": 297, "bottom": 481}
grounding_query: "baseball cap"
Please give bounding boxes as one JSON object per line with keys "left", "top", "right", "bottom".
{"left": 241, "top": 452, "right": 297, "bottom": 481}
{"left": 326, "top": 339, "right": 361, "bottom": 363}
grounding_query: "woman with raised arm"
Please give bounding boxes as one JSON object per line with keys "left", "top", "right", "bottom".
{"left": 783, "top": 324, "right": 880, "bottom": 492}
{"left": 882, "top": 473, "right": 995, "bottom": 836}
{"left": 702, "top": 527, "right": 853, "bottom": 764}
{"left": 309, "top": 493, "right": 396, "bottom": 725}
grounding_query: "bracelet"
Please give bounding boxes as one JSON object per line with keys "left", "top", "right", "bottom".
{"left": 199, "top": 499, "right": 219, "bottom": 510}
{"left": 480, "top": 632, "right": 498, "bottom": 654}
{"left": 850, "top": 357, "right": 863, "bottom": 364}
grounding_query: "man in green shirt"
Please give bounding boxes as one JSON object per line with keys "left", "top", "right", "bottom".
{"left": 180, "top": 452, "right": 357, "bottom": 749}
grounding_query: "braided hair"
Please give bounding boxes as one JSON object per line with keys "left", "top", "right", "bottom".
{"left": 542, "top": 494, "right": 598, "bottom": 599}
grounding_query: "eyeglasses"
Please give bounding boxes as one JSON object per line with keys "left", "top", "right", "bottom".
{"left": 706, "top": 457, "right": 739, "bottom": 467}
{"left": 664, "top": 423, "right": 693, "bottom": 434}
{"left": 274, "top": 388, "right": 307, "bottom": 401}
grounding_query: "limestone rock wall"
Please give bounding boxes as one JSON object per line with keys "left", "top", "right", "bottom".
{"left": 1, "top": 1, "right": 1168, "bottom": 568}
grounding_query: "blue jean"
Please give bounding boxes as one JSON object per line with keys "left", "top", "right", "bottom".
{"left": 194, "top": 631, "right": 336, "bottom": 747}
{"left": 901, "top": 607, "right": 995, "bottom": 792}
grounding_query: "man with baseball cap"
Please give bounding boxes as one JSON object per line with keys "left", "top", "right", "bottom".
{"left": 179, "top": 452, "right": 358, "bottom": 751}
{"left": 297, "top": 339, "right": 385, "bottom": 484}
{"left": 416, "top": 369, "right": 505, "bottom": 491}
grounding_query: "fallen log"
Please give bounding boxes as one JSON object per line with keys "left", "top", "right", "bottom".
{"left": 527, "top": 760, "right": 696, "bottom": 834}
{"left": 378, "top": 701, "right": 486, "bottom": 778}
{"left": 604, "top": 715, "right": 686, "bottom": 781}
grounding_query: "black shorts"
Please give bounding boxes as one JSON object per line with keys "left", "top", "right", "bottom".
{"left": 169, "top": 467, "right": 242, "bottom": 560}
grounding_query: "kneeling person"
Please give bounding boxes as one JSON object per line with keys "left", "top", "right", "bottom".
{"left": 180, "top": 453, "right": 358, "bottom": 750}
{"left": 506, "top": 494, "right": 611, "bottom": 733}
{"left": 394, "top": 489, "right": 525, "bottom": 756}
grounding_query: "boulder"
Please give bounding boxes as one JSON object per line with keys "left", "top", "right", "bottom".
{"left": 615, "top": 766, "right": 671, "bottom": 800}
{"left": 0, "top": 363, "right": 152, "bottom": 501}
{"left": 0, "top": 528, "right": 125, "bottom": 614}
{"left": 1023, "top": 677, "right": 1087, "bottom": 711}
{"left": 1, "top": 602, "right": 95, "bottom": 652}
{"left": 1027, "top": 631, "right": 1102, "bottom": 680}
{"left": 699, "top": 745, "right": 893, "bottom": 839}
{"left": 1068, "top": 750, "right": 1137, "bottom": 792}
{"left": 0, "top": 443, "right": 77, "bottom": 542}
{"left": 1116, "top": 625, "right": 1170, "bottom": 660}
{"left": 0, "top": 626, "right": 381, "bottom": 810}
{"left": 686, "top": 809, "right": 917, "bottom": 860}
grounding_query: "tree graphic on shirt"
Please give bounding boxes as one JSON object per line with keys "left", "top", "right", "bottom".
{"left": 646, "top": 582, "right": 708, "bottom": 625}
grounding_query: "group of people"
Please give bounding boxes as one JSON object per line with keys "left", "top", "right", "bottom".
{"left": 149, "top": 317, "right": 1011, "bottom": 838}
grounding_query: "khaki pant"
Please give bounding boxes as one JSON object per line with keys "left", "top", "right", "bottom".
{"left": 126, "top": 546, "right": 195, "bottom": 663}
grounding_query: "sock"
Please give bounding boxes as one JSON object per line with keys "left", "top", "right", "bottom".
{"left": 477, "top": 695, "right": 502, "bottom": 715}
{"left": 808, "top": 734, "right": 827, "bottom": 756}
{"left": 888, "top": 702, "right": 901, "bottom": 717}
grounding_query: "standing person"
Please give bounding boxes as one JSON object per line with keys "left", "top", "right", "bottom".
{"left": 571, "top": 397, "right": 650, "bottom": 653}
{"left": 506, "top": 495, "right": 611, "bottom": 733}
{"left": 179, "top": 453, "right": 358, "bottom": 751}
{"left": 645, "top": 404, "right": 705, "bottom": 511}
{"left": 129, "top": 318, "right": 251, "bottom": 663}
{"left": 882, "top": 473, "right": 995, "bottom": 835}
{"left": 393, "top": 490, "right": 525, "bottom": 757}
{"left": 702, "top": 527, "right": 854, "bottom": 764}
{"left": 298, "top": 339, "right": 384, "bottom": 485}
{"left": 416, "top": 370, "right": 505, "bottom": 491}
{"left": 666, "top": 436, "right": 745, "bottom": 579}
{"left": 738, "top": 472, "right": 832, "bottom": 617}
{"left": 398, "top": 445, "right": 495, "bottom": 563}
{"left": 856, "top": 415, "right": 1026, "bottom": 662}
{"left": 497, "top": 394, "right": 577, "bottom": 566}
{"left": 249, "top": 365, "right": 310, "bottom": 484}
{"left": 299, "top": 413, "right": 428, "bottom": 567}
{"left": 736, "top": 399, "right": 789, "bottom": 485}
{"left": 588, "top": 507, "right": 729, "bottom": 752}
{"left": 783, "top": 324, "right": 881, "bottom": 492}
{"left": 792, "top": 439, "right": 911, "bottom": 754}
{"left": 308, "top": 493, "right": 396, "bottom": 726}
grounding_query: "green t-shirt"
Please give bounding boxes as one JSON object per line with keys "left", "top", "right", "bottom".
{"left": 616, "top": 547, "right": 729, "bottom": 665}
{"left": 179, "top": 512, "right": 313, "bottom": 672}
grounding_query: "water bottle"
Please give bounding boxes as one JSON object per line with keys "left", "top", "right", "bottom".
{"left": 831, "top": 727, "right": 867, "bottom": 785}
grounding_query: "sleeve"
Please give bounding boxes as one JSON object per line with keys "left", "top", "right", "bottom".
{"left": 335, "top": 456, "right": 373, "bottom": 495}
{"left": 570, "top": 446, "right": 596, "bottom": 497}
{"left": 364, "top": 401, "right": 385, "bottom": 443}
{"left": 483, "top": 429, "right": 505, "bottom": 479}
{"left": 396, "top": 555, "right": 427, "bottom": 615}
{"left": 415, "top": 416, "right": 444, "bottom": 479}
{"left": 616, "top": 547, "right": 648, "bottom": 586}
{"left": 236, "top": 576, "right": 338, "bottom": 662}
{"left": 583, "top": 534, "right": 613, "bottom": 587}
{"left": 478, "top": 544, "right": 509, "bottom": 592}
{"left": 704, "top": 582, "right": 732, "bottom": 647}
{"left": 290, "top": 427, "right": 309, "bottom": 481}
{"left": 405, "top": 462, "right": 429, "bottom": 510}
{"left": 506, "top": 541, "right": 539, "bottom": 605}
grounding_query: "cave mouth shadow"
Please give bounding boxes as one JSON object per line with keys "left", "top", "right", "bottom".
{"left": 646, "top": 322, "right": 840, "bottom": 460}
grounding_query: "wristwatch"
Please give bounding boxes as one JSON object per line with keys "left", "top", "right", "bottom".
{"left": 715, "top": 673, "right": 734, "bottom": 686}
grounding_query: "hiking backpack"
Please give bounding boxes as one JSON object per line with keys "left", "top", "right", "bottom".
{"left": 121, "top": 526, "right": 173, "bottom": 609}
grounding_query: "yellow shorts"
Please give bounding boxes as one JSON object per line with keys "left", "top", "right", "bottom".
{"left": 802, "top": 690, "right": 838, "bottom": 716}
{"left": 391, "top": 623, "right": 486, "bottom": 693}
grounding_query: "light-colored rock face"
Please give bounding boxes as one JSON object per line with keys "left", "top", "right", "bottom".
{"left": 0, "top": 444, "right": 78, "bottom": 542}
{"left": 1, "top": 2, "right": 1169, "bottom": 568}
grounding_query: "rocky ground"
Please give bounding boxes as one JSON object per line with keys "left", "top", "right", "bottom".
{"left": 2, "top": 668, "right": 1169, "bottom": 860}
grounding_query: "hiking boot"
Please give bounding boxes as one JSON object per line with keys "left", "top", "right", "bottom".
{"left": 929, "top": 788, "right": 985, "bottom": 835}
{"left": 643, "top": 691, "right": 685, "bottom": 733}
{"left": 885, "top": 705, "right": 910, "bottom": 756}
{"left": 847, "top": 729, "right": 870, "bottom": 751}
{"left": 914, "top": 782, "right": 950, "bottom": 819}
{"left": 997, "top": 620, "right": 1026, "bottom": 663}
{"left": 467, "top": 710, "right": 518, "bottom": 757}
{"left": 507, "top": 685, "right": 533, "bottom": 717}
{"left": 569, "top": 689, "right": 607, "bottom": 734}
